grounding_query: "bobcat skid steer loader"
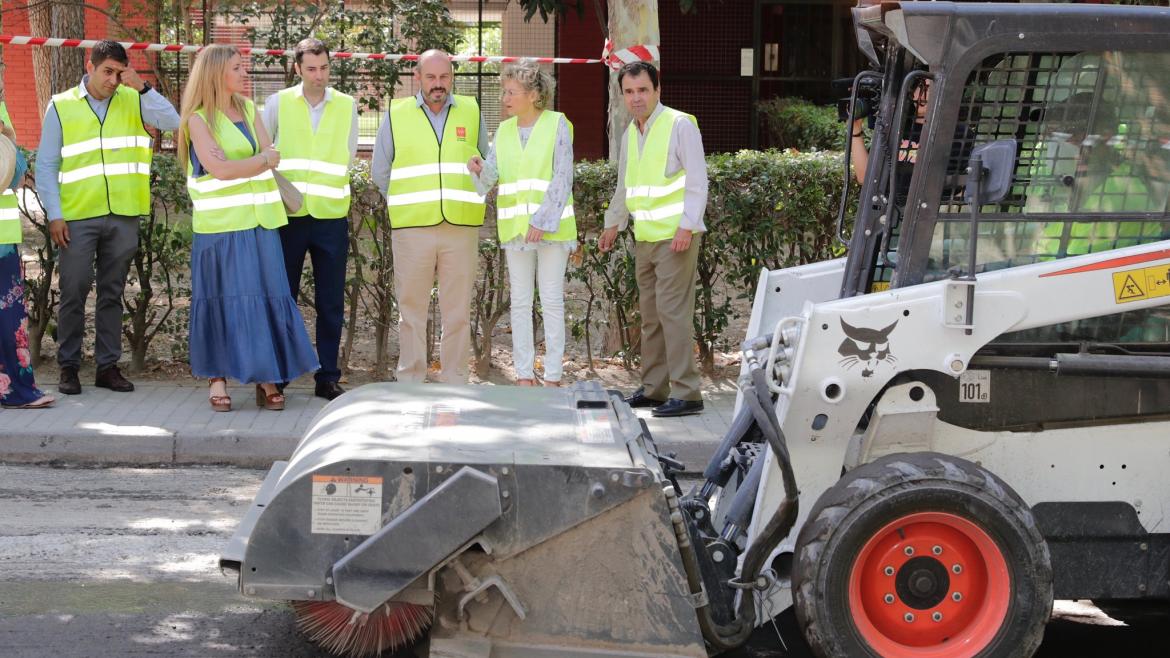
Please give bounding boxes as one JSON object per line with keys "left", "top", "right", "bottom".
{"left": 222, "top": 3, "right": 1170, "bottom": 657}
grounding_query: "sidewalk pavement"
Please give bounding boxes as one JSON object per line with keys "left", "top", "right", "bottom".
{"left": 0, "top": 382, "right": 737, "bottom": 473}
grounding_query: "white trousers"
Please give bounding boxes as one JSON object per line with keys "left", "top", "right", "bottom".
{"left": 505, "top": 244, "right": 570, "bottom": 381}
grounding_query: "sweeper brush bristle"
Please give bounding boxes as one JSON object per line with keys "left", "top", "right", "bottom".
{"left": 291, "top": 600, "right": 433, "bottom": 657}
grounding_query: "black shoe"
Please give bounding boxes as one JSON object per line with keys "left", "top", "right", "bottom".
{"left": 652, "top": 399, "right": 704, "bottom": 417}
{"left": 315, "top": 381, "right": 346, "bottom": 401}
{"left": 95, "top": 365, "right": 135, "bottom": 392}
{"left": 58, "top": 366, "right": 82, "bottom": 395}
{"left": 276, "top": 382, "right": 287, "bottom": 395}
{"left": 624, "top": 387, "right": 666, "bottom": 408}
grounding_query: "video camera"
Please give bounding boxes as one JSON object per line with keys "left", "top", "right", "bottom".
{"left": 833, "top": 76, "right": 882, "bottom": 123}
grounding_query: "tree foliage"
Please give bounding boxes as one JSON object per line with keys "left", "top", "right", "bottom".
{"left": 222, "top": 0, "right": 461, "bottom": 111}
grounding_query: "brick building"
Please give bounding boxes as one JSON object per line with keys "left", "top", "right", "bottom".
{"left": 0, "top": 0, "right": 862, "bottom": 157}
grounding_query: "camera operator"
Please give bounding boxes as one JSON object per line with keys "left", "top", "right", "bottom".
{"left": 851, "top": 80, "right": 929, "bottom": 185}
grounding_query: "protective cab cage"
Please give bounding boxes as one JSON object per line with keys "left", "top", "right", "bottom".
{"left": 845, "top": 2, "right": 1170, "bottom": 365}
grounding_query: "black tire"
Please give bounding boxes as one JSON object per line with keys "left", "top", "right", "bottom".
{"left": 792, "top": 452, "right": 1053, "bottom": 658}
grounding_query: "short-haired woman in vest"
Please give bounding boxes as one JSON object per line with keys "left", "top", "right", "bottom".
{"left": 0, "top": 105, "right": 53, "bottom": 408}
{"left": 468, "top": 60, "right": 576, "bottom": 387}
{"left": 179, "top": 45, "right": 318, "bottom": 411}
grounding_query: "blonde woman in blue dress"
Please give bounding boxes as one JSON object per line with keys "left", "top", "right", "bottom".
{"left": 468, "top": 60, "right": 576, "bottom": 387}
{"left": 178, "top": 45, "right": 318, "bottom": 411}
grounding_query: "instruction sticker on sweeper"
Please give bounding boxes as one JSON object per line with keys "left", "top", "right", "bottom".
{"left": 311, "top": 475, "right": 383, "bottom": 535}
{"left": 1113, "top": 265, "right": 1170, "bottom": 304}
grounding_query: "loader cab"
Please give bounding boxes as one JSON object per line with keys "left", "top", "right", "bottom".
{"left": 843, "top": 2, "right": 1170, "bottom": 429}
{"left": 847, "top": 5, "right": 1170, "bottom": 296}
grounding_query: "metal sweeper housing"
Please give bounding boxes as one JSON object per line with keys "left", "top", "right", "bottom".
{"left": 221, "top": 381, "right": 719, "bottom": 657}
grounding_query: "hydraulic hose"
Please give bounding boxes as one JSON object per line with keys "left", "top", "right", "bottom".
{"left": 701, "top": 405, "right": 756, "bottom": 484}
{"left": 691, "top": 363, "right": 800, "bottom": 653}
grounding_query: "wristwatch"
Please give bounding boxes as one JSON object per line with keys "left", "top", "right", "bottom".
{"left": 139, "top": 82, "right": 153, "bottom": 95}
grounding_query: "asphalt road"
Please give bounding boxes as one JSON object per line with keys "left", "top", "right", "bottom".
{"left": 0, "top": 464, "right": 1165, "bottom": 657}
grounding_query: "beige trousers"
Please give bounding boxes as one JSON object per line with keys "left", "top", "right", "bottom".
{"left": 635, "top": 235, "right": 702, "bottom": 402}
{"left": 391, "top": 222, "right": 479, "bottom": 383}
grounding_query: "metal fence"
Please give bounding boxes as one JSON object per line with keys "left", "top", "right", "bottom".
{"left": 152, "top": 0, "right": 558, "bottom": 150}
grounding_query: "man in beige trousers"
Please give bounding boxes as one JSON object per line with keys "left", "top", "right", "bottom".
{"left": 600, "top": 61, "right": 708, "bottom": 417}
{"left": 372, "top": 50, "right": 488, "bottom": 383}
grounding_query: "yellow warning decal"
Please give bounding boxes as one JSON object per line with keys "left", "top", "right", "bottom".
{"left": 1112, "top": 265, "right": 1170, "bottom": 303}
{"left": 870, "top": 281, "right": 891, "bottom": 293}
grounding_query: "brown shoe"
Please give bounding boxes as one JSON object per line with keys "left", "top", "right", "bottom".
{"left": 58, "top": 367, "right": 81, "bottom": 395}
{"left": 95, "top": 365, "right": 135, "bottom": 392}
{"left": 209, "top": 378, "right": 231, "bottom": 412}
{"left": 255, "top": 384, "right": 285, "bottom": 411}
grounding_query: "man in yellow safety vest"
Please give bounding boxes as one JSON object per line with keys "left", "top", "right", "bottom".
{"left": 600, "top": 61, "right": 708, "bottom": 417}
{"left": 371, "top": 50, "right": 488, "bottom": 384}
{"left": 35, "top": 40, "right": 180, "bottom": 396}
{"left": 261, "top": 38, "right": 359, "bottom": 400}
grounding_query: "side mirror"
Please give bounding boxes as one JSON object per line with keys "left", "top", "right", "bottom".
{"left": 964, "top": 139, "right": 1018, "bottom": 205}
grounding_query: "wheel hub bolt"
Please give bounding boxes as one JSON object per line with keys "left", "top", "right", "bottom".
{"left": 932, "top": 545, "right": 943, "bottom": 555}
{"left": 952, "top": 564, "right": 963, "bottom": 574}
{"left": 953, "top": 592, "right": 963, "bottom": 602}
{"left": 884, "top": 593, "right": 895, "bottom": 604}
{"left": 884, "top": 566, "right": 895, "bottom": 576}
{"left": 904, "top": 546, "right": 915, "bottom": 556}
{"left": 932, "top": 612, "right": 943, "bottom": 622}
{"left": 904, "top": 613, "right": 915, "bottom": 623}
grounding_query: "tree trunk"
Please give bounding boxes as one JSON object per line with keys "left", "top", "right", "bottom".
{"left": 29, "top": 4, "right": 53, "bottom": 117}
{"left": 606, "top": 0, "right": 660, "bottom": 157}
{"left": 53, "top": 0, "right": 87, "bottom": 94}
{"left": 603, "top": 0, "right": 659, "bottom": 357}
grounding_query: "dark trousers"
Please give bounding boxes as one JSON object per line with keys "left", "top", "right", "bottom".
{"left": 279, "top": 216, "right": 348, "bottom": 384}
{"left": 56, "top": 215, "right": 139, "bottom": 370}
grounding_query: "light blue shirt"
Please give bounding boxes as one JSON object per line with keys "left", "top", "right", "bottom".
{"left": 35, "top": 76, "right": 181, "bottom": 220}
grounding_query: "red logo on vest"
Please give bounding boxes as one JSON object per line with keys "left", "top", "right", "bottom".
{"left": 456, "top": 126, "right": 467, "bottom": 141}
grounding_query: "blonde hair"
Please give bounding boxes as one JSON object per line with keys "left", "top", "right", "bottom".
{"left": 178, "top": 44, "right": 249, "bottom": 171}
{"left": 500, "top": 59, "right": 555, "bottom": 110}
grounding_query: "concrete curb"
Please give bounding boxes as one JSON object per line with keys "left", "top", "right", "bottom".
{"left": 0, "top": 384, "right": 734, "bottom": 472}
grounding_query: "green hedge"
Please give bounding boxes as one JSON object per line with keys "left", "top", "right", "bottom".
{"left": 758, "top": 97, "right": 845, "bottom": 152}
{"left": 568, "top": 149, "right": 851, "bottom": 371}
{"left": 19, "top": 148, "right": 852, "bottom": 375}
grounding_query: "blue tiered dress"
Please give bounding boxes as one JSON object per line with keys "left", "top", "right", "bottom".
{"left": 187, "top": 120, "right": 319, "bottom": 383}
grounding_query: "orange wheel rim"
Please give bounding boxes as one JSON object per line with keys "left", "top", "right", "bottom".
{"left": 847, "top": 511, "right": 1011, "bottom": 658}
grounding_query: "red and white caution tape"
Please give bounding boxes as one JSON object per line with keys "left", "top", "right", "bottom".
{"left": 0, "top": 34, "right": 602, "bottom": 65}
{"left": 601, "top": 39, "right": 660, "bottom": 70}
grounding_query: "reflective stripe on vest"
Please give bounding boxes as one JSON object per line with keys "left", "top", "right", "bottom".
{"left": 494, "top": 111, "right": 576, "bottom": 243}
{"left": 1036, "top": 175, "right": 1166, "bottom": 257}
{"left": 0, "top": 190, "right": 18, "bottom": 245}
{"left": 0, "top": 102, "right": 20, "bottom": 245}
{"left": 386, "top": 95, "right": 485, "bottom": 228}
{"left": 186, "top": 99, "right": 287, "bottom": 234}
{"left": 275, "top": 87, "right": 354, "bottom": 219}
{"left": 624, "top": 107, "right": 697, "bottom": 243}
{"left": 52, "top": 85, "right": 152, "bottom": 220}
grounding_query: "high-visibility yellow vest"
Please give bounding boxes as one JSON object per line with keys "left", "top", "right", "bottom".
{"left": 386, "top": 95, "right": 485, "bottom": 229}
{"left": 186, "top": 99, "right": 287, "bottom": 234}
{"left": 1036, "top": 176, "right": 1166, "bottom": 257}
{"left": 275, "top": 86, "right": 353, "bottom": 219}
{"left": 624, "top": 107, "right": 697, "bottom": 243}
{"left": 52, "top": 84, "right": 152, "bottom": 221}
{"left": 494, "top": 111, "right": 576, "bottom": 244}
{"left": 0, "top": 102, "right": 20, "bottom": 245}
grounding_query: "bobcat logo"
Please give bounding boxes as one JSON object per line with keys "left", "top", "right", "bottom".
{"left": 837, "top": 319, "right": 898, "bottom": 378}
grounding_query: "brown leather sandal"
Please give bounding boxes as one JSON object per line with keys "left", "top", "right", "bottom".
{"left": 209, "top": 377, "right": 231, "bottom": 412}
{"left": 255, "top": 383, "right": 286, "bottom": 411}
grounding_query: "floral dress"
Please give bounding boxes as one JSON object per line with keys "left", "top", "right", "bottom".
{"left": 0, "top": 149, "right": 46, "bottom": 407}
{"left": 0, "top": 243, "right": 45, "bottom": 406}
